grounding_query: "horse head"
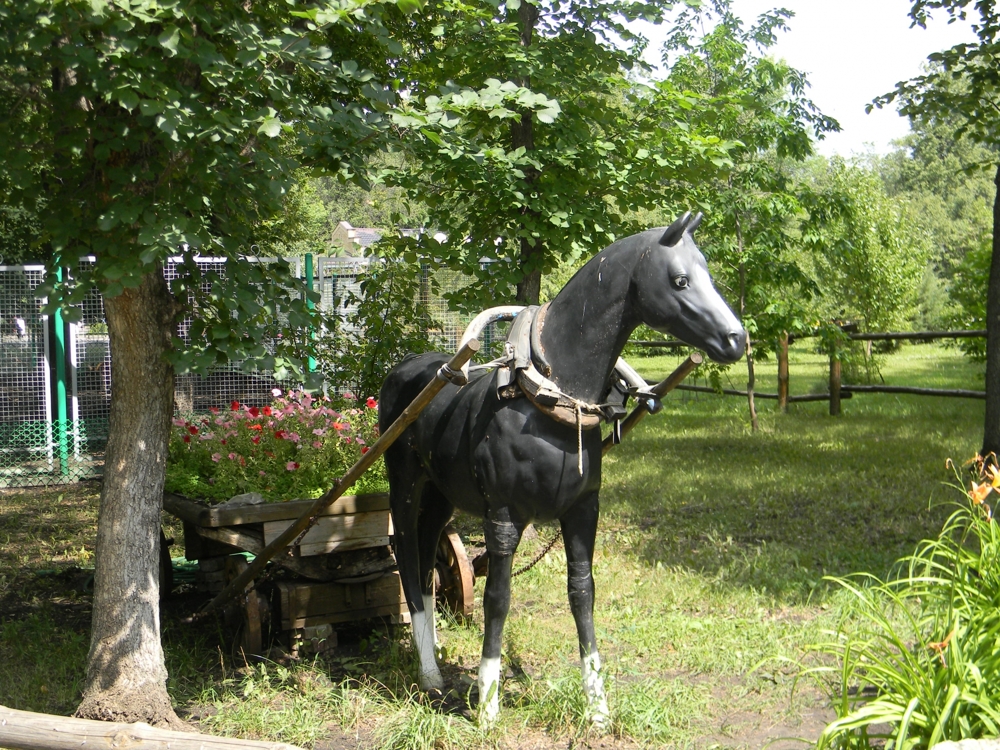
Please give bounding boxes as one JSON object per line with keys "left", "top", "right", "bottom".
{"left": 634, "top": 212, "right": 746, "bottom": 364}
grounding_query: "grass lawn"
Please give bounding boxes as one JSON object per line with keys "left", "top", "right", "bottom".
{"left": 0, "top": 341, "right": 985, "bottom": 749}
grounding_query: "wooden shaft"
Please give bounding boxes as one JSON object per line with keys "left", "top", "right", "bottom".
{"left": 602, "top": 352, "right": 703, "bottom": 454}
{"left": 829, "top": 356, "right": 841, "bottom": 416}
{"left": 777, "top": 331, "right": 789, "bottom": 412}
{"left": 192, "top": 339, "right": 481, "bottom": 620}
{"left": 0, "top": 704, "right": 305, "bottom": 750}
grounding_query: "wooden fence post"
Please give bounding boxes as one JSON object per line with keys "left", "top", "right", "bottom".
{"left": 829, "top": 354, "right": 841, "bottom": 416}
{"left": 777, "top": 331, "right": 789, "bottom": 413}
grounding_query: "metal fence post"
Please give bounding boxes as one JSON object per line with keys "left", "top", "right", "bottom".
{"left": 53, "top": 267, "right": 69, "bottom": 476}
{"left": 305, "top": 253, "right": 316, "bottom": 373}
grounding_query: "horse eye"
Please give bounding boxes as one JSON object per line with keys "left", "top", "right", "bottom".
{"left": 673, "top": 276, "right": 689, "bottom": 289}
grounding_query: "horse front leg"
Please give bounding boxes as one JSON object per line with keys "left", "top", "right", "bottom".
{"left": 561, "top": 492, "right": 609, "bottom": 727}
{"left": 477, "top": 506, "right": 525, "bottom": 724}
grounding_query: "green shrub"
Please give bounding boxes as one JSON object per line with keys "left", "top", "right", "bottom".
{"left": 811, "top": 454, "right": 1000, "bottom": 749}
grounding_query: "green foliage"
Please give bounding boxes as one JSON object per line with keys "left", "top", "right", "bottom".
{"left": 0, "top": 0, "right": 409, "bottom": 377}
{"left": 802, "top": 160, "right": 929, "bottom": 335}
{"left": 812, "top": 456, "right": 1000, "bottom": 750}
{"left": 381, "top": 0, "right": 736, "bottom": 309}
{"left": 316, "top": 246, "right": 434, "bottom": 399}
{"left": 165, "top": 389, "right": 385, "bottom": 502}
{"left": 659, "top": 1, "right": 836, "bottom": 349}
{"left": 949, "top": 239, "right": 991, "bottom": 360}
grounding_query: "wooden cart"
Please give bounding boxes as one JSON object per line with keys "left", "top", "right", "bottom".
{"left": 164, "top": 491, "right": 475, "bottom": 655}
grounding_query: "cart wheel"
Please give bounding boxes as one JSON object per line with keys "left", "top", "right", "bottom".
{"left": 435, "top": 525, "right": 474, "bottom": 620}
{"left": 225, "top": 556, "right": 266, "bottom": 656}
{"left": 159, "top": 528, "right": 173, "bottom": 599}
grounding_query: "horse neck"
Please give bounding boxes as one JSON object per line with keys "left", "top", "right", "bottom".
{"left": 537, "top": 247, "right": 641, "bottom": 404}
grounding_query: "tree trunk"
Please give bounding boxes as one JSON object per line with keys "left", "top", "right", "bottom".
{"left": 76, "top": 269, "right": 183, "bottom": 728}
{"left": 734, "top": 210, "right": 757, "bottom": 431}
{"left": 982, "top": 163, "right": 1000, "bottom": 459}
{"left": 511, "top": 0, "right": 542, "bottom": 306}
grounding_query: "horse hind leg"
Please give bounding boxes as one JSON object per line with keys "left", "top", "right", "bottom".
{"left": 477, "top": 507, "right": 526, "bottom": 724}
{"left": 560, "top": 492, "right": 609, "bottom": 727}
{"left": 388, "top": 451, "right": 448, "bottom": 691}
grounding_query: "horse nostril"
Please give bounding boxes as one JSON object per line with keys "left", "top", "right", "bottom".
{"left": 728, "top": 331, "right": 745, "bottom": 350}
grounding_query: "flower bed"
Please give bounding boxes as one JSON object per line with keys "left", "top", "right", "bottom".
{"left": 165, "top": 388, "right": 386, "bottom": 504}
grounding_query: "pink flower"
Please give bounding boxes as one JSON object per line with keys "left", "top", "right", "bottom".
{"left": 287, "top": 432, "right": 300, "bottom": 443}
{"left": 228, "top": 452, "right": 237, "bottom": 460}
{"left": 172, "top": 417, "right": 187, "bottom": 427}
{"left": 312, "top": 428, "right": 326, "bottom": 437}
{"left": 286, "top": 461, "right": 299, "bottom": 471}
{"left": 312, "top": 441, "right": 323, "bottom": 449}
{"left": 259, "top": 470, "right": 267, "bottom": 477}
{"left": 211, "top": 453, "right": 222, "bottom": 462}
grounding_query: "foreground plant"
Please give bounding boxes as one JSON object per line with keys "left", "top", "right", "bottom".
{"left": 812, "top": 454, "right": 1000, "bottom": 749}
{"left": 165, "top": 389, "right": 385, "bottom": 503}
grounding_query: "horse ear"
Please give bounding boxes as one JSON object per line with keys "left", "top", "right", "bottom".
{"left": 659, "top": 211, "right": 692, "bottom": 247}
{"left": 688, "top": 212, "right": 704, "bottom": 234}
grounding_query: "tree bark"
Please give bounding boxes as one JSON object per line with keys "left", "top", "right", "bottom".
{"left": 982, "top": 163, "right": 1000, "bottom": 459}
{"left": 511, "top": 0, "right": 542, "bottom": 306}
{"left": 76, "top": 269, "right": 184, "bottom": 728}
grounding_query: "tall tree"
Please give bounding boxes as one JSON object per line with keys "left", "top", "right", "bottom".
{"left": 660, "top": 1, "right": 837, "bottom": 428}
{"left": 0, "top": 0, "right": 411, "bottom": 724}
{"left": 381, "top": 0, "right": 734, "bottom": 311}
{"left": 873, "top": 0, "right": 1000, "bottom": 455}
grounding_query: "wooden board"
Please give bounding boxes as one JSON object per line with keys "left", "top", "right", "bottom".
{"left": 263, "top": 511, "right": 393, "bottom": 557}
{"left": 164, "top": 491, "right": 389, "bottom": 528}
{"left": 277, "top": 573, "right": 408, "bottom": 630}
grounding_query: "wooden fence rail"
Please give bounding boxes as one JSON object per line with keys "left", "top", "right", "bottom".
{"left": 636, "top": 329, "right": 986, "bottom": 416}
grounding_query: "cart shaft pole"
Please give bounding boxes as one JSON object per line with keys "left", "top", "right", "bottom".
{"left": 602, "top": 352, "right": 703, "bottom": 455}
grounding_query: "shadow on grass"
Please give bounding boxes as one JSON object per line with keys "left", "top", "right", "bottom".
{"left": 599, "top": 392, "right": 983, "bottom": 602}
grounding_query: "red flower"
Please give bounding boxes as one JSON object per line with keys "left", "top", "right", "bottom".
{"left": 251, "top": 435, "right": 261, "bottom": 445}
{"left": 361, "top": 446, "right": 370, "bottom": 454}
{"left": 262, "top": 406, "right": 272, "bottom": 416}
{"left": 249, "top": 406, "right": 260, "bottom": 417}
{"left": 209, "top": 406, "right": 220, "bottom": 414}
{"left": 188, "top": 425, "right": 199, "bottom": 435}
{"left": 248, "top": 424, "right": 263, "bottom": 431}
{"left": 230, "top": 400, "right": 240, "bottom": 411}
{"left": 365, "top": 397, "right": 377, "bottom": 409}
{"left": 182, "top": 435, "right": 191, "bottom": 443}
{"left": 274, "top": 430, "right": 287, "bottom": 440}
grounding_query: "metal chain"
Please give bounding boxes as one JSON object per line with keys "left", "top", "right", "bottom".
{"left": 511, "top": 528, "right": 562, "bottom": 578}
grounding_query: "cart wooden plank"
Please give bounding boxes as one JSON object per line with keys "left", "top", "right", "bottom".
{"left": 164, "top": 491, "right": 389, "bottom": 528}
{"left": 277, "top": 574, "right": 407, "bottom": 630}
{"left": 263, "top": 511, "right": 393, "bottom": 557}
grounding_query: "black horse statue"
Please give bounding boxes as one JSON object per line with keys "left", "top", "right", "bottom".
{"left": 379, "top": 212, "right": 746, "bottom": 724}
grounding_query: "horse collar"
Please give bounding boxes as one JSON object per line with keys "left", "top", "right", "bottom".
{"left": 502, "top": 305, "right": 606, "bottom": 431}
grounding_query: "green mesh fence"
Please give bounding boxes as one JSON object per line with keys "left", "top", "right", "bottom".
{"left": 1, "top": 256, "right": 488, "bottom": 488}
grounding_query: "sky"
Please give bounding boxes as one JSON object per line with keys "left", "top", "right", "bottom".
{"left": 642, "top": 1, "right": 978, "bottom": 157}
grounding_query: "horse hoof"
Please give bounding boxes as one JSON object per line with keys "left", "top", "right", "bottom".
{"left": 419, "top": 674, "right": 445, "bottom": 692}
{"left": 587, "top": 708, "right": 610, "bottom": 731}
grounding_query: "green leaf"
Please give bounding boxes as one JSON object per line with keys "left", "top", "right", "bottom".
{"left": 258, "top": 117, "right": 283, "bottom": 138}
{"left": 157, "top": 26, "right": 181, "bottom": 56}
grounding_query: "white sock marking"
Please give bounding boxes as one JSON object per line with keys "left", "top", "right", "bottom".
{"left": 477, "top": 656, "right": 502, "bottom": 724}
{"left": 582, "top": 651, "right": 609, "bottom": 727}
{"left": 411, "top": 608, "right": 443, "bottom": 690}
